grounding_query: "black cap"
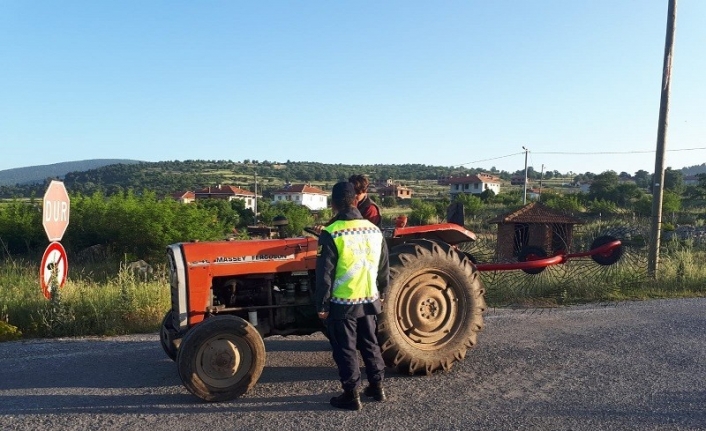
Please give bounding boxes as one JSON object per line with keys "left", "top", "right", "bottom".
{"left": 332, "top": 181, "right": 355, "bottom": 201}
{"left": 331, "top": 181, "right": 356, "bottom": 208}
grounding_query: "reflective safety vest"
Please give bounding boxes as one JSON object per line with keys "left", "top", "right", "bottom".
{"left": 324, "top": 219, "right": 383, "bottom": 305}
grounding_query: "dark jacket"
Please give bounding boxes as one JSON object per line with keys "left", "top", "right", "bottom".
{"left": 314, "top": 207, "right": 389, "bottom": 319}
{"left": 357, "top": 195, "right": 382, "bottom": 227}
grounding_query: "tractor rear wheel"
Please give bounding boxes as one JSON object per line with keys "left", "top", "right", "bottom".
{"left": 377, "top": 240, "right": 486, "bottom": 375}
{"left": 177, "top": 315, "right": 265, "bottom": 402}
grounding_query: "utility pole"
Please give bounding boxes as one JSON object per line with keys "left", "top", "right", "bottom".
{"left": 522, "top": 146, "right": 529, "bottom": 205}
{"left": 253, "top": 172, "right": 258, "bottom": 225}
{"left": 648, "top": 0, "right": 677, "bottom": 278}
{"left": 539, "top": 164, "right": 544, "bottom": 202}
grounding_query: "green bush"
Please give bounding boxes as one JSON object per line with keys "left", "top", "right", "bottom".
{"left": 0, "top": 191, "right": 234, "bottom": 262}
{"left": 0, "top": 321, "right": 22, "bottom": 341}
{"left": 0, "top": 260, "right": 170, "bottom": 339}
{"left": 587, "top": 199, "right": 620, "bottom": 216}
{"left": 409, "top": 199, "right": 438, "bottom": 225}
{"left": 257, "top": 200, "right": 317, "bottom": 237}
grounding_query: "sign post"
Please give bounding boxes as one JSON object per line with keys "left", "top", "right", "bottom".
{"left": 40, "top": 180, "right": 71, "bottom": 299}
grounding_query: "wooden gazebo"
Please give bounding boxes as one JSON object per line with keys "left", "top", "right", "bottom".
{"left": 487, "top": 202, "right": 584, "bottom": 260}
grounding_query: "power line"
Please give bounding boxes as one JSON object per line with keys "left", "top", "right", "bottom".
{"left": 457, "top": 146, "right": 706, "bottom": 167}
{"left": 537, "top": 146, "right": 706, "bottom": 155}
{"left": 457, "top": 152, "right": 524, "bottom": 167}
{"left": 537, "top": 150, "right": 655, "bottom": 155}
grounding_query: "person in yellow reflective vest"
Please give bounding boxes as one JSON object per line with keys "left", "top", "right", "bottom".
{"left": 315, "top": 181, "right": 390, "bottom": 411}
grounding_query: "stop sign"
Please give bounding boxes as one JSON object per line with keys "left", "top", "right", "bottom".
{"left": 43, "top": 180, "right": 70, "bottom": 242}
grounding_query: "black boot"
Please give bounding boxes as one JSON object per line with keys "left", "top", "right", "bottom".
{"left": 363, "top": 382, "right": 386, "bottom": 402}
{"left": 330, "top": 389, "right": 362, "bottom": 410}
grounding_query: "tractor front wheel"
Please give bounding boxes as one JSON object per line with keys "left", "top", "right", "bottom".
{"left": 377, "top": 240, "right": 486, "bottom": 375}
{"left": 177, "top": 315, "right": 265, "bottom": 402}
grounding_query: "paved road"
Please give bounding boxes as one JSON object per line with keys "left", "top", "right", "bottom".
{"left": 1, "top": 298, "right": 705, "bottom": 431}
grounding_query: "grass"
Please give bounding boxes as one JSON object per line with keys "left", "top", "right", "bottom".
{"left": 475, "top": 242, "right": 706, "bottom": 308}
{"left": 2, "top": 225, "right": 706, "bottom": 340}
{"left": 0, "top": 257, "right": 169, "bottom": 340}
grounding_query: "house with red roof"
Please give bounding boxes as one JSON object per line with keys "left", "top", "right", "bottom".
{"left": 193, "top": 184, "right": 257, "bottom": 211}
{"left": 171, "top": 191, "right": 196, "bottom": 204}
{"left": 448, "top": 173, "right": 501, "bottom": 198}
{"left": 272, "top": 183, "right": 328, "bottom": 210}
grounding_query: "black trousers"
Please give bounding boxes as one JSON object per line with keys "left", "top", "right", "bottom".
{"left": 328, "top": 314, "right": 385, "bottom": 391}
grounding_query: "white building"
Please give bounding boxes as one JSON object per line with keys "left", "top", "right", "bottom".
{"left": 448, "top": 173, "right": 501, "bottom": 198}
{"left": 272, "top": 183, "right": 328, "bottom": 210}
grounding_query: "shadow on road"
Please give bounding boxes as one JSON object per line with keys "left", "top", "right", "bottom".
{"left": 0, "top": 335, "right": 347, "bottom": 414}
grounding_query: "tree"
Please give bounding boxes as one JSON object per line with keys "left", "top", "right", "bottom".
{"left": 613, "top": 183, "right": 645, "bottom": 208}
{"left": 683, "top": 173, "right": 706, "bottom": 200}
{"left": 662, "top": 190, "right": 682, "bottom": 214}
{"left": 573, "top": 172, "right": 595, "bottom": 184}
{"left": 587, "top": 199, "right": 619, "bottom": 216}
{"left": 634, "top": 191, "right": 681, "bottom": 218}
{"left": 453, "top": 193, "right": 483, "bottom": 216}
{"left": 634, "top": 170, "right": 650, "bottom": 188}
{"left": 543, "top": 194, "right": 583, "bottom": 213}
{"left": 683, "top": 185, "right": 705, "bottom": 201}
{"left": 409, "top": 199, "right": 437, "bottom": 225}
{"left": 381, "top": 196, "right": 397, "bottom": 208}
{"left": 663, "top": 168, "right": 685, "bottom": 195}
{"left": 698, "top": 173, "right": 706, "bottom": 190}
{"left": 633, "top": 195, "right": 652, "bottom": 217}
{"left": 478, "top": 189, "right": 496, "bottom": 203}
{"left": 258, "top": 201, "right": 315, "bottom": 237}
{"left": 231, "top": 199, "right": 255, "bottom": 227}
{"left": 494, "top": 190, "right": 523, "bottom": 206}
{"left": 0, "top": 200, "right": 44, "bottom": 254}
{"left": 62, "top": 190, "right": 228, "bottom": 260}
{"left": 432, "top": 198, "right": 452, "bottom": 221}
{"left": 588, "top": 171, "right": 619, "bottom": 201}
{"left": 197, "top": 199, "right": 241, "bottom": 231}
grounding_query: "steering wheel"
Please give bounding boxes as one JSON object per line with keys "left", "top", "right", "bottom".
{"left": 303, "top": 227, "right": 320, "bottom": 237}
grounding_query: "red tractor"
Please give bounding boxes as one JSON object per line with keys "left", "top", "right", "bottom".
{"left": 161, "top": 211, "right": 622, "bottom": 402}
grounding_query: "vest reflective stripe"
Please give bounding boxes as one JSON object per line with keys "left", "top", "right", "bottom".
{"left": 324, "top": 219, "right": 383, "bottom": 304}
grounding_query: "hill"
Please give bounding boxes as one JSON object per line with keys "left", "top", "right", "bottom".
{"left": 1, "top": 159, "right": 704, "bottom": 199}
{"left": 0, "top": 159, "right": 144, "bottom": 186}
{"left": 0, "top": 160, "right": 484, "bottom": 198}
{"left": 680, "top": 163, "right": 706, "bottom": 177}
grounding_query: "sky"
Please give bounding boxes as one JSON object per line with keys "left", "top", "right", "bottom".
{"left": 1, "top": 1, "right": 704, "bottom": 176}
